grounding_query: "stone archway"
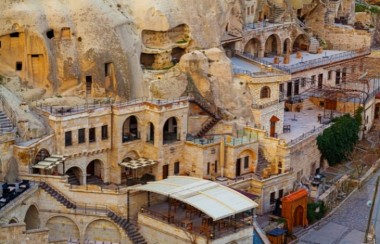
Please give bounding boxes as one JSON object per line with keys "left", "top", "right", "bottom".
{"left": 65, "top": 166, "right": 83, "bottom": 185}
{"left": 84, "top": 219, "right": 121, "bottom": 243}
{"left": 283, "top": 38, "right": 291, "bottom": 55}
{"left": 163, "top": 117, "right": 179, "bottom": 144}
{"left": 122, "top": 115, "right": 140, "bottom": 142}
{"left": 265, "top": 34, "right": 281, "bottom": 56}
{"left": 293, "top": 34, "right": 309, "bottom": 52}
{"left": 86, "top": 159, "right": 104, "bottom": 185}
{"left": 46, "top": 216, "right": 80, "bottom": 242}
{"left": 24, "top": 204, "right": 40, "bottom": 230}
{"left": 244, "top": 38, "right": 262, "bottom": 57}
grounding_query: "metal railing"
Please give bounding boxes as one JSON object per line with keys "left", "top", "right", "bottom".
{"left": 251, "top": 100, "right": 282, "bottom": 109}
{"left": 235, "top": 49, "right": 371, "bottom": 74}
{"left": 287, "top": 124, "right": 331, "bottom": 146}
{"left": 141, "top": 207, "right": 252, "bottom": 240}
{"left": 35, "top": 96, "right": 189, "bottom": 116}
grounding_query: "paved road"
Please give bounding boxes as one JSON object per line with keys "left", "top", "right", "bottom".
{"left": 299, "top": 170, "right": 380, "bottom": 244}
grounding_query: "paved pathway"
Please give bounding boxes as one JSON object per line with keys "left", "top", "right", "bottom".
{"left": 298, "top": 170, "right": 379, "bottom": 244}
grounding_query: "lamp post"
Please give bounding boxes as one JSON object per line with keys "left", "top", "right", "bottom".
{"left": 365, "top": 176, "right": 380, "bottom": 243}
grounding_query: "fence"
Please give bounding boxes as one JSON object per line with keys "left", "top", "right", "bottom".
{"left": 287, "top": 124, "right": 331, "bottom": 146}
{"left": 36, "top": 97, "right": 189, "bottom": 116}
{"left": 235, "top": 49, "right": 371, "bottom": 74}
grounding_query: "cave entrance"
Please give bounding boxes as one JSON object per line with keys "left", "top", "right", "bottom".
{"left": 171, "top": 47, "right": 185, "bottom": 64}
{"left": 140, "top": 53, "right": 155, "bottom": 69}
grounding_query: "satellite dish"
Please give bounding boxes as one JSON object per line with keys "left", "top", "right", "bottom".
{"left": 367, "top": 200, "right": 373, "bottom": 207}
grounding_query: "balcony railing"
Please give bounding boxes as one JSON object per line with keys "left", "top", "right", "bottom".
{"left": 235, "top": 49, "right": 371, "bottom": 74}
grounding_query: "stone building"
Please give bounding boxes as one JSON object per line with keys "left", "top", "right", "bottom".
{"left": 0, "top": 0, "right": 378, "bottom": 243}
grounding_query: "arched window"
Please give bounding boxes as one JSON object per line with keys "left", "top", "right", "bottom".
{"left": 260, "top": 86, "right": 271, "bottom": 99}
{"left": 122, "top": 116, "right": 139, "bottom": 142}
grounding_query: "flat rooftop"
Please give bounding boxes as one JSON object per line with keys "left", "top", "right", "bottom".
{"left": 279, "top": 104, "right": 338, "bottom": 145}
{"left": 231, "top": 57, "right": 262, "bottom": 73}
{"left": 262, "top": 50, "right": 346, "bottom": 66}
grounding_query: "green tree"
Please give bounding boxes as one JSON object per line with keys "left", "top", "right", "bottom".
{"left": 317, "top": 112, "right": 361, "bottom": 165}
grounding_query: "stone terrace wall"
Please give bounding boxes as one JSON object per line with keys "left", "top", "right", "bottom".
{"left": 322, "top": 26, "right": 372, "bottom": 50}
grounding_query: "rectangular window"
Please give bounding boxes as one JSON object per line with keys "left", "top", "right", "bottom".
{"left": 0, "top": 41, "right": 2, "bottom": 48}
{"left": 342, "top": 68, "right": 347, "bottom": 83}
{"left": 78, "top": 128, "right": 85, "bottom": 144}
{"left": 65, "top": 131, "right": 72, "bottom": 147}
{"left": 16, "top": 62, "right": 22, "bottom": 71}
{"left": 215, "top": 160, "right": 218, "bottom": 173}
{"left": 335, "top": 70, "right": 341, "bottom": 85}
{"left": 207, "top": 162, "right": 210, "bottom": 175}
{"left": 270, "top": 192, "right": 276, "bottom": 204}
{"left": 328, "top": 70, "right": 332, "bottom": 80}
{"left": 279, "top": 189, "right": 284, "bottom": 199}
{"left": 10, "top": 32, "right": 19, "bottom": 38}
{"left": 244, "top": 156, "right": 249, "bottom": 169}
{"left": 89, "top": 127, "right": 96, "bottom": 143}
{"left": 279, "top": 84, "right": 284, "bottom": 92}
{"left": 301, "top": 78, "right": 306, "bottom": 87}
{"left": 311, "top": 75, "right": 316, "bottom": 85}
{"left": 174, "top": 162, "right": 180, "bottom": 175}
{"left": 101, "top": 125, "right": 108, "bottom": 140}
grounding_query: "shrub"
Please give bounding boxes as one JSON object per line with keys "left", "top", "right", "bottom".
{"left": 307, "top": 201, "right": 326, "bottom": 223}
{"left": 317, "top": 109, "right": 361, "bottom": 165}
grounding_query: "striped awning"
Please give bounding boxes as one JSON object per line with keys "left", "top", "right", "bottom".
{"left": 119, "top": 158, "right": 158, "bottom": 169}
{"left": 32, "top": 155, "right": 65, "bottom": 169}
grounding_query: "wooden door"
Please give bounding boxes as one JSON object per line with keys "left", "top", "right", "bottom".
{"left": 236, "top": 159, "right": 241, "bottom": 177}
{"left": 163, "top": 164, "right": 169, "bottom": 179}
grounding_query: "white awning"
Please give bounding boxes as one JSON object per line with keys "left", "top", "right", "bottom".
{"left": 32, "top": 155, "right": 65, "bottom": 169}
{"left": 134, "top": 176, "right": 258, "bottom": 221}
{"left": 119, "top": 158, "right": 158, "bottom": 169}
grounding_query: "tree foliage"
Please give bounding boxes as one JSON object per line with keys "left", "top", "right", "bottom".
{"left": 317, "top": 111, "right": 361, "bottom": 166}
{"left": 307, "top": 201, "right": 326, "bottom": 223}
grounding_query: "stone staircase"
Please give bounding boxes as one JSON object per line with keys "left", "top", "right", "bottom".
{"left": 294, "top": 18, "right": 320, "bottom": 54}
{"left": 39, "top": 182, "right": 76, "bottom": 209}
{"left": 86, "top": 175, "right": 103, "bottom": 185}
{"left": 107, "top": 211, "right": 147, "bottom": 244}
{"left": 66, "top": 170, "right": 80, "bottom": 185}
{"left": 269, "top": 4, "right": 285, "bottom": 23}
{"left": 0, "top": 110, "right": 13, "bottom": 133}
{"left": 255, "top": 149, "right": 270, "bottom": 178}
{"left": 308, "top": 37, "right": 320, "bottom": 53}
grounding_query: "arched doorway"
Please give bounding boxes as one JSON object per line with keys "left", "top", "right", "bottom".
{"left": 244, "top": 38, "right": 262, "bottom": 57}
{"left": 122, "top": 115, "right": 139, "bottom": 142}
{"left": 147, "top": 122, "right": 155, "bottom": 144}
{"left": 236, "top": 149, "right": 257, "bottom": 177}
{"left": 65, "top": 166, "right": 82, "bottom": 185}
{"left": 265, "top": 34, "right": 281, "bottom": 56}
{"left": 293, "top": 34, "right": 309, "bottom": 52}
{"left": 270, "top": 116, "right": 280, "bottom": 137}
{"left": 46, "top": 216, "right": 80, "bottom": 242}
{"left": 283, "top": 38, "right": 291, "bottom": 55}
{"left": 375, "top": 103, "right": 380, "bottom": 119}
{"left": 24, "top": 205, "right": 40, "bottom": 230}
{"left": 9, "top": 218, "right": 18, "bottom": 224}
{"left": 163, "top": 117, "right": 179, "bottom": 144}
{"left": 86, "top": 160, "right": 103, "bottom": 185}
{"left": 33, "top": 149, "right": 50, "bottom": 174}
{"left": 293, "top": 205, "right": 304, "bottom": 227}
{"left": 85, "top": 219, "right": 121, "bottom": 243}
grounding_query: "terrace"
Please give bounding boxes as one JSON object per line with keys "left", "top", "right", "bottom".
{"left": 135, "top": 176, "right": 257, "bottom": 241}
{"left": 279, "top": 104, "right": 336, "bottom": 146}
{"left": 240, "top": 49, "right": 370, "bottom": 74}
{"left": 230, "top": 56, "right": 286, "bottom": 78}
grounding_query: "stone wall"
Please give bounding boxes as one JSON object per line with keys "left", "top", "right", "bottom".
{"left": 321, "top": 26, "right": 371, "bottom": 50}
